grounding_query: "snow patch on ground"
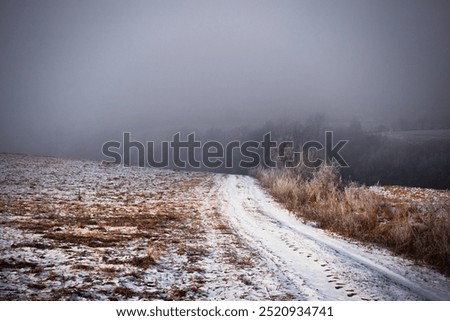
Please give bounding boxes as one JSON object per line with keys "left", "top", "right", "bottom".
{"left": 1, "top": 154, "right": 449, "bottom": 300}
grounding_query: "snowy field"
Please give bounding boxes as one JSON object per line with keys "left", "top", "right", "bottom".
{"left": 0, "top": 153, "right": 449, "bottom": 300}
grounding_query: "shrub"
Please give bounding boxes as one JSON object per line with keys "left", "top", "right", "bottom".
{"left": 254, "top": 166, "right": 450, "bottom": 275}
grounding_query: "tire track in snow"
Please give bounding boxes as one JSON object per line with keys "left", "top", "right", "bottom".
{"left": 217, "top": 175, "right": 450, "bottom": 301}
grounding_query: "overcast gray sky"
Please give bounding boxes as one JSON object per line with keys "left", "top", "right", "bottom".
{"left": 1, "top": 0, "right": 449, "bottom": 157}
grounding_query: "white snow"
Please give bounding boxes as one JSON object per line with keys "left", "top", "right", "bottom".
{"left": 217, "top": 175, "right": 450, "bottom": 301}
{"left": 1, "top": 153, "right": 449, "bottom": 300}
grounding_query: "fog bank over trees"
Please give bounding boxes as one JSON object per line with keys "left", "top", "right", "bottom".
{"left": 0, "top": 1, "right": 449, "bottom": 187}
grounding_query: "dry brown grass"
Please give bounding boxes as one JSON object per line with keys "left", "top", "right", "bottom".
{"left": 113, "top": 286, "right": 135, "bottom": 298}
{"left": 0, "top": 155, "right": 215, "bottom": 300}
{"left": 254, "top": 166, "right": 450, "bottom": 275}
{"left": 71, "top": 264, "right": 92, "bottom": 271}
{"left": 0, "top": 259, "right": 38, "bottom": 269}
{"left": 128, "top": 245, "right": 161, "bottom": 268}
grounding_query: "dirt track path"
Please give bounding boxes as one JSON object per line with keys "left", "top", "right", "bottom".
{"left": 216, "top": 174, "right": 450, "bottom": 301}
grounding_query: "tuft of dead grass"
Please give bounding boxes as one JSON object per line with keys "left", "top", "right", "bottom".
{"left": 254, "top": 166, "right": 450, "bottom": 275}
{"left": 0, "top": 259, "right": 38, "bottom": 270}
{"left": 71, "top": 264, "right": 92, "bottom": 271}
{"left": 127, "top": 244, "right": 162, "bottom": 268}
{"left": 113, "top": 286, "right": 135, "bottom": 298}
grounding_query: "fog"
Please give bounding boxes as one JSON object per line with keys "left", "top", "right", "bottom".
{"left": 1, "top": 0, "right": 450, "bottom": 159}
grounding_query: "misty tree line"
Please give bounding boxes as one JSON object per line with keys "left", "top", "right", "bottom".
{"left": 191, "top": 116, "right": 450, "bottom": 189}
